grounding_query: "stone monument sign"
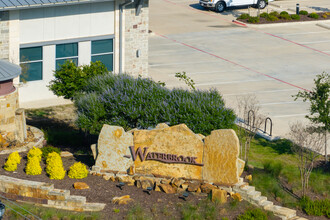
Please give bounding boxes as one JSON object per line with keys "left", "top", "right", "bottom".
{"left": 92, "top": 123, "right": 244, "bottom": 185}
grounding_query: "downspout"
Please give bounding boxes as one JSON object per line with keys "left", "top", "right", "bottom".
{"left": 119, "top": 0, "right": 134, "bottom": 74}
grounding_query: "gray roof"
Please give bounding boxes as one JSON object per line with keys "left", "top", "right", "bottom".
{"left": 0, "top": 0, "right": 113, "bottom": 11}
{"left": 0, "top": 60, "right": 21, "bottom": 81}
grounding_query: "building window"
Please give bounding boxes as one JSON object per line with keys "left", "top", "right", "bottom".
{"left": 56, "top": 43, "right": 78, "bottom": 70}
{"left": 20, "top": 47, "right": 43, "bottom": 82}
{"left": 91, "top": 39, "right": 113, "bottom": 71}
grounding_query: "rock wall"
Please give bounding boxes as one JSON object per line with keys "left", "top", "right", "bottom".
{"left": 0, "top": 89, "right": 26, "bottom": 142}
{"left": 124, "top": 0, "right": 149, "bottom": 76}
{"left": 0, "top": 11, "right": 9, "bottom": 61}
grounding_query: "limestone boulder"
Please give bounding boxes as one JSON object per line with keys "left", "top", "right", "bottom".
{"left": 203, "top": 129, "right": 240, "bottom": 185}
{"left": 73, "top": 182, "right": 89, "bottom": 190}
{"left": 112, "top": 195, "right": 134, "bottom": 205}
{"left": 211, "top": 189, "right": 227, "bottom": 203}
{"left": 200, "top": 183, "right": 217, "bottom": 194}
{"left": 133, "top": 124, "right": 204, "bottom": 180}
{"left": 237, "top": 158, "right": 245, "bottom": 177}
{"left": 159, "top": 184, "right": 176, "bottom": 194}
{"left": 94, "top": 125, "right": 133, "bottom": 172}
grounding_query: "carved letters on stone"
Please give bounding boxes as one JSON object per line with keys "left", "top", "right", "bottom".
{"left": 93, "top": 124, "right": 244, "bottom": 185}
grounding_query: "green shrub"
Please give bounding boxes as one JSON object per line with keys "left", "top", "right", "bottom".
{"left": 49, "top": 61, "right": 108, "bottom": 100}
{"left": 322, "top": 13, "right": 327, "bottom": 19}
{"left": 299, "top": 10, "right": 308, "bottom": 15}
{"left": 267, "top": 15, "right": 279, "bottom": 21}
{"left": 263, "top": 160, "right": 283, "bottom": 177}
{"left": 300, "top": 197, "right": 330, "bottom": 217}
{"left": 4, "top": 152, "right": 21, "bottom": 172}
{"left": 269, "top": 11, "right": 279, "bottom": 17}
{"left": 25, "top": 156, "right": 42, "bottom": 175}
{"left": 41, "top": 146, "right": 61, "bottom": 160}
{"left": 260, "top": 12, "right": 269, "bottom": 18}
{"left": 291, "top": 14, "right": 300, "bottom": 20}
{"left": 75, "top": 73, "right": 236, "bottom": 135}
{"left": 308, "top": 12, "right": 319, "bottom": 19}
{"left": 27, "top": 146, "right": 42, "bottom": 162}
{"left": 280, "top": 14, "right": 292, "bottom": 20}
{"left": 68, "top": 162, "right": 89, "bottom": 179}
{"left": 238, "top": 13, "right": 250, "bottom": 19}
{"left": 237, "top": 208, "right": 267, "bottom": 220}
{"left": 247, "top": 16, "right": 260, "bottom": 23}
{"left": 46, "top": 152, "right": 65, "bottom": 180}
{"left": 280, "top": 11, "right": 289, "bottom": 16}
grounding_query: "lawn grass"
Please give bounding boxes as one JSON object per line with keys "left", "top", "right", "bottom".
{"left": 248, "top": 135, "right": 330, "bottom": 208}
{"left": 2, "top": 201, "right": 100, "bottom": 220}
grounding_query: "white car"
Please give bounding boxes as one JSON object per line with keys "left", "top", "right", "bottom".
{"left": 200, "top": 0, "right": 273, "bottom": 12}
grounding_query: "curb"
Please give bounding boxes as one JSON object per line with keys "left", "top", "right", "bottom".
{"left": 238, "top": 19, "right": 330, "bottom": 28}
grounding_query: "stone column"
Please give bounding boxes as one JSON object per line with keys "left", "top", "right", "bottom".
{"left": 124, "top": 0, "right": 149, "bottom": 77}
{"left": 0, "top": 11, "right": 10, "bottom": 61}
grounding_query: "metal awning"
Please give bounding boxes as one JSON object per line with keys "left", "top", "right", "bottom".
{"left": 0, "top": 60, "right": 21, "bottom": 81}
{"left": 0, "top": 0, "right": 114, "bottom": 11}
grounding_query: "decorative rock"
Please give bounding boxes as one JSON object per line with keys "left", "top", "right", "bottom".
{"left": 112, "top": 195, "right": 134, "bottom": 205}
{"left": 161, "top": 179, "right": 171, "bottom": 185}
{"left": 115, "top": 174, "right": 135, "bottom": 186}
{"left": 237, "top": 158, "right": 245, "bottom": 177}
{"left": 203, "top": 130, "right": 240, "bottom": 185}
{"left": 181, "top": 183, "right": 189, "bottom": 190}
{"left": 211, "top": 189, "right": 227, "bottom": 203}
{"left": 245, "top": 175, "right": 252, "bottom": 182}
{"left": 133, "top": 124, "right": 204, "bottom": 179}
{"left": 60, "top": 151, "right": 73, "bottom": 157}
{"left": 94, "top": 125, "right": 134, "bottom": 172}
{"left": 155, "top": 123, "right": 169, "bottom": 129}
{"left": 128, "top": 166, "right": 135, "bottom": 175}
{"left": 200, "top": 183, "right": 217, "bottom": 194}
{"left": 154, "top": 184, "right": 161, "bottom": 192}
{"left": 231, "top": 193, "right": 242, "bottom": 202}
{"left": 0, "top": 134, "right": 9, "bottom": 148}
{"left": 171, "top": 178, "right": 185, "bottom": 188}
{"left": 187, "top": 182, "right": 201, "bottom": 192}
{"left": 141, "top": 180, "right": 153, "bottom": 190}
{"left": 159, "top": 184, "right": 176, "bottom": 194}
{"left": 102, "top": 173, "right": 115, "bottom": 181}
{"left": 73, "top": 182, "right": 89, "bottom": 190}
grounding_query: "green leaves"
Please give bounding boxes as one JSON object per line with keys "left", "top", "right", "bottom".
{"left": 48, "top": 61, "right": 108, "bottom": 100}
{"left": 293, "top": 72, "right": 329, "bottom": 132}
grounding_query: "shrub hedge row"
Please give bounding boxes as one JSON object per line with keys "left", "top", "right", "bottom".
{"left": 75, "top": 73, "right": 236, "bottom": 135}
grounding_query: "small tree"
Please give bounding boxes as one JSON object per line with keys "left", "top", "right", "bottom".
{"left": 293, "top": 72, "right": 329, "bottom": 163}
{"left": 49, "top": 61, "right": 108, "bottom": 100}
{"left": 236, "top": 95, "right": 264, "bottom": 166}
{"left": 289, "top": 122, "right": 324, "bottom": 197}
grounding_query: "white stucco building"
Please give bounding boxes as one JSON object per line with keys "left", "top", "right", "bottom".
{"left": 0, "top": 0, "right": 149, "bottom": 107}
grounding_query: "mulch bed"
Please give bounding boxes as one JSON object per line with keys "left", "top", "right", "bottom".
{"left": 0, "top": 152, "right": 257, "bottom": 219}
{"left": 237, "top": 12, "right": 330, "bottom": 24}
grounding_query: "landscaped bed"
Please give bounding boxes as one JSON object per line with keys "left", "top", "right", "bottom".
{"left": 0, "top": 151, "right": 277, "bottom": 220}
{"left": 237, "top": 11, "right": 330, "bottom": 24}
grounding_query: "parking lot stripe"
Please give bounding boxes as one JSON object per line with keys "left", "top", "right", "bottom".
{"left": 156, "top": 33, "right": 310, "bottom": 92}
{"left": 161, "top": 0, "right": 330, "bottom": 57}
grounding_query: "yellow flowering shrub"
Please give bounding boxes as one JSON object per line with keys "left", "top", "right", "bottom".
{"left": 46, "top": 152, "right": 65, "bottom": 180}
{"left": 27, "top": 147, "right": 42, "bottom": 162}
{"left": 4, "top": 151, "right": 21, "bottom": 171}
{"left": 68, "top": 162, "right": 88, "bottom": 179}
{"left": 25, "top": 156, "right": 42, "bottom": 175}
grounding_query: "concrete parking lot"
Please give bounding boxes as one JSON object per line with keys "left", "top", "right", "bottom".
{"left": 148, "top": 0, "right": 330, "bottom": 154}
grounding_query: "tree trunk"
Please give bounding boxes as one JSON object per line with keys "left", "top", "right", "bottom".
{"left": 325, "top": 131, "right": 328, "bottom": 164}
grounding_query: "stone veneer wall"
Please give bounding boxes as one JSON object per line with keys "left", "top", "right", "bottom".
{"left": 0, "top": 89, "right": 19, "bottom": 136}
{"left": 0, "top": 11, "right": 10, "bottom": 60}
{"left": 124, "top": 0, "right": 149, "bottom": 77}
